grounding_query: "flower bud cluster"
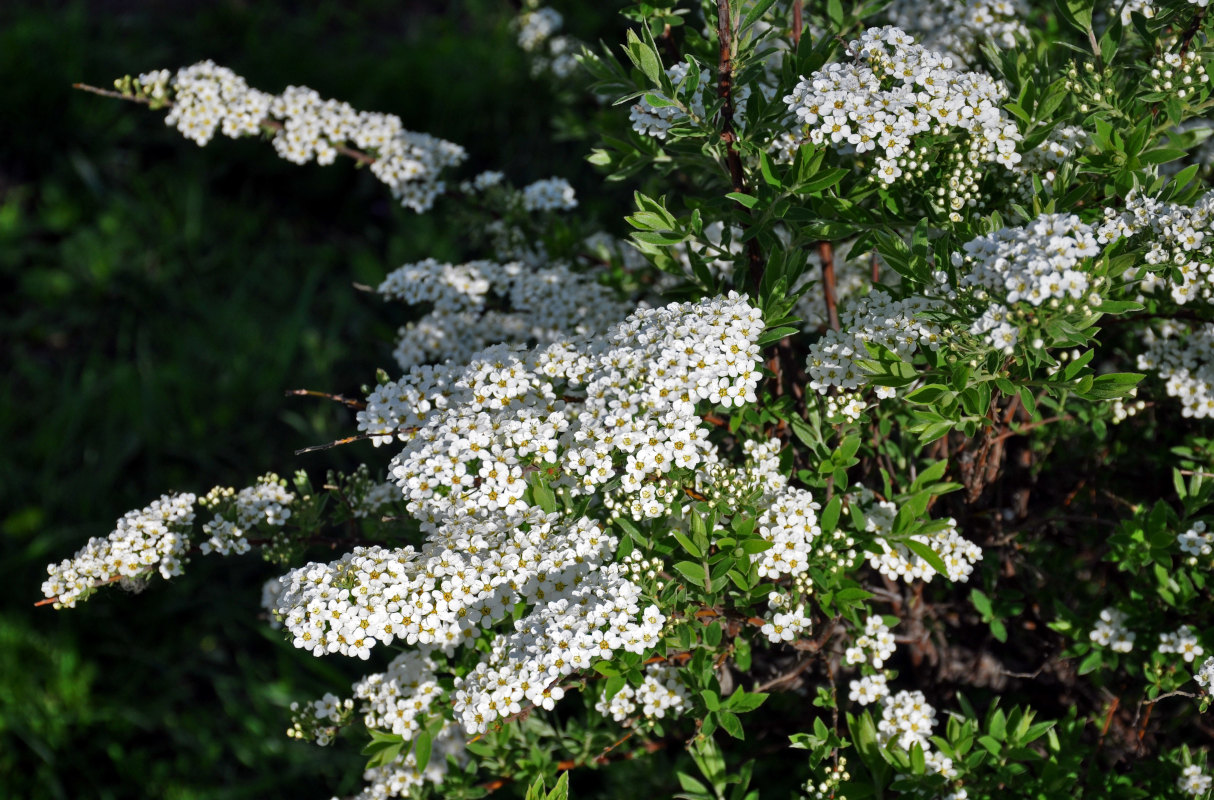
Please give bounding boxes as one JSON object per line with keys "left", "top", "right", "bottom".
{"left": 1150, "top": 51, "right": 1209, "bottom": 99}
{"left": 1137, "top": 322, "right": 1214, "bottom": 419}
{"left": 595, "top": 663, "right": 690, "bottom": 722}
{"left": 886, "top": 0, "right": 1028, "bottom": 66}
{"left": 376, "top": 258, "right": 627, "bottom": 370}
{"left": 1110, "top": 390, "right": 1147, "bottom": 424}
{"left": 1159, "top": 625, "right": 1205, "bottom": 663}
{"left": 135, "top": 61, "right": 466, "bottom": 212}
{"left": 42, "top": 493, "right": 196, "bottom": 608}
{"left": 287, "top": 693, "right": 354, "bottom": 746}
{"left": 1098, "top": 189, "right": 1214, "bottom": 306}
{"left": 1090, "top": 607, "right": 1136, "bottom": 652}
{"left": 851, "top": 488, "right": 982, "bottom": 583}
{"left": 804, "top": 756, "right": 850, "bottom": 800}
{"left": 951, "top": 213, "right": 1101, "bottom": 353}
{"left": 782, "top": 26, "right": 1021, "bottom": 192}
{"left": 805, "top": 290, "right": 949, "bottom": 393}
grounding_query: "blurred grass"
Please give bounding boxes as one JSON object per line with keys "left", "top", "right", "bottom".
{"left": 0, "top": 1, "right": 613, "bottom": 797}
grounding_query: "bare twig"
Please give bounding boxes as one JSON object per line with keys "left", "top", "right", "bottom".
{"left": 818, "top": 242, "right": 840, "bottom": 331}
{"left": 715, "top": 1, "right": 765, "bottom": 294}
{"left": 287, "top": 389, "right": 367, "bottom": 411}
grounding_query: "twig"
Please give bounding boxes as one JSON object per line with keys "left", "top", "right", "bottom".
{"left": 715, "top": 1, "right": 765, "bottom": 294}
{"left": 792, "top": 0, "right": 803, "bottom": 47}
{"left": 294, "top": 433, "right": 376, "bottom": 455}
{"left": 287, "top": 389, "right": 367, "bottom": 410}
{"left": 819, "top": 242, "right": 841, "bottom": 331}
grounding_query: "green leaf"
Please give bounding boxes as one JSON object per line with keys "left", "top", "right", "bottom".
{"left": 674, "top": 561, "right": 707, "bottom": 584}
{"left": 625, "top": 29, "right": 664, "bottom": 86}
{"left": 725, "top": 191, "right": 758, "bottom": 209}
{"left": 547, "top": 773, "right": 570, "bottom": 800}
{"left": 904, "top": 538, "right": 950, "bottom": 578}
{"left": 718, "top": 710, "right": 745, "bottom": 739}
{"left": 1080, "top": 372, "right": 1143, "bottom": 400}
{"left": 673, "top": 529, "right": 703, "bottom": 558}
{"left": 413, "top": 727, "right": 433, "bottom": 773}
{"left": 741, "top": 0, "right": 780, "bottom": 29}
{"left": 725, "top": 690, "right": 769, "bottom": 713}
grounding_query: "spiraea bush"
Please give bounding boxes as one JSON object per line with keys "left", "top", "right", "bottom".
{"left": 41, "top": 0, "right": 1214, "bottom": 797}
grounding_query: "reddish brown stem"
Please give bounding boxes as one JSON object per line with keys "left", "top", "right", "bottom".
{"left": 715, "top": 1, "right": 765, "bottom": 294}
{"left": 792, "top": 0, "right": 803, "bottom": 47}
{"left": 819, "top": 242, "right": 841, "bottom": 331}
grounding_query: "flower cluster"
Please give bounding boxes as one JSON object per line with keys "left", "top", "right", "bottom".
{"left": 1090, "top": 607, "right": 1136, "bottom": 652}
{"left": 877, "top": 690, "right": 938, "bottom": 751}
{"left": 1159, "top": 625, "right": 1205, "bottom": 663}
{"left": 134, "top": 61, "right": 466, "bottom": 212}
{"left": 760, "top": 602, "right": 813, "bottom": 644}
{"left": 350, "top": 721, "right": 467, "bottom": 800}
{"left": 886, "top": 0, "right": 1028, "bottom": 65}
{"left": 1196, "top": 656, "right": 1214, "bottom": 691}
{"left": 354, "top": 651, "right": 443, "bottom": 739}
{"left": 287, "top": 692, "right": 353, "bottom": 746}
{"left": 805, "top": 291, "right": 949, "bottom": 394}
{"left": 630, "top": 63, "right": 712, "bottom": 140}
{"left": 853, "top": 489, "right": 982, "bottom": 583}
{"left": 951, "top": 213, "right": 1102, "bottom": 352}
{"left": 595, "top": 663, "right": 690, "bottom": 723}
{"left": 1179, "top": 764, "right": 1213, "bottom": 796}
{"left": 360, "top": 293, "right": 763, "bottom": 519}
{"left": 515, "top": 4, "right": 581, "bottom": 78}
{"left": 1013, "top": 125, "right": 1089, "bottom": 190}
{"left": 848, "top": 673, "right": 891, "bottom": 705}
{"left": 376, "top": 257, "right": 628, "bottom": 370}
{"left": 1180, "top": 521, "right": 1213, "bottom": 558}
{"left": 42, "top": 493, "right": 196, "bottom": 608}
{"left": 1137, "top": 322, "right": 1214, "bottom": 419}
{"left": 845, "top": 616, "right": 897, "bottom": 669}
{"left": 1098, "top": 189, "right": 1214, "bottom": 306}
{"left": 782, "top": 26, "right": 1020, "bottom": 205}
{"left": 198, "top": 473, "right": 295, "bottom": 556}
{"left": 521, "top": 177, "right": 578, "bottom": 212}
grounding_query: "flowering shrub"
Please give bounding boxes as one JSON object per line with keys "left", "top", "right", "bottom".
{"left": 44, "top": 0, "right": 1214, "bottom": 797}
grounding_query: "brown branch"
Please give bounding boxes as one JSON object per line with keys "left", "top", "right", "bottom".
{"left": 287, "top": 389, "right": 367, "bottom": 410}
{"left": 818, "top": 242, "right": 841, "bottom": 331}
{"left": 295, "top": 433, "right": 377, "bottom": 455}
{"left": 715, "top": 1, "right": 765, "bottom": 295}
{"left": 792, "top": 1, "right": 803, "bottom": 47}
